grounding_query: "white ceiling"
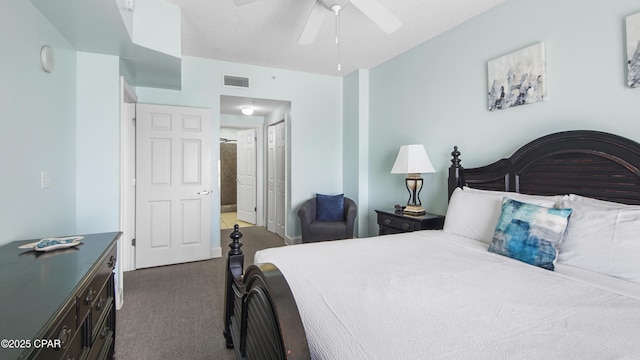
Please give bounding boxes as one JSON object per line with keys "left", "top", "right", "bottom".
{"left": 220, "top": 95, "right": 290, "bottom": 116}
{"left": 166, "top": 0, "right": 506, "bottom": 77}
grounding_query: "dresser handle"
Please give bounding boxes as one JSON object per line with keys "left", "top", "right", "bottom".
{"left": 57, "top": 325, "right": 70, "bottom": 349}
{"left": 96, "top": 297, "right": 105, "bottom": 311}
{"left": 85, "top": 288, "right": 94, "bottom": 305}
{"left": 108, "top": 255, "right": 116, "bottom": 269}
{"left": 100, "top": 325, "right": 108, "bottom": 339}
{"left": 402, "top": 223, "right": 410, "bottom": 230}
{"left": 383, "top": 218, "right": 391, "bottom": 225}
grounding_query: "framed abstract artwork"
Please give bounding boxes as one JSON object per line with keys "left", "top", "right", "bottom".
{"left": 627, "top": 12, "right": 640, "bottom": 88}
{"left": 488, "top": 42, "right": 546, "bottom": 111}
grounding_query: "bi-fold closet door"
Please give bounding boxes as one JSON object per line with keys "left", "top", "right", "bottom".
{"left": 267, "top": 122, "right": 285, "bottom": 238}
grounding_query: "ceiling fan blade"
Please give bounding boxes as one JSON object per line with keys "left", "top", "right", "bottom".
{"left": 298, "top": 2, "right": 329, "bottom": 44}
{"left": 350, "top": 0, "right": 402, "bottom": 34}
{"left": 233, "top": 0, "right": 261, "bottom": 6}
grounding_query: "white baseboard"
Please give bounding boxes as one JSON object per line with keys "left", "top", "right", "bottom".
{"left": 116, "top": 289, "right": 124, "bottom": 310}
{"left": 211, "top": 246, "right": 222, "bottom": 258}
{"left": 285, "top": 235, "right": 301, "bottom": 245}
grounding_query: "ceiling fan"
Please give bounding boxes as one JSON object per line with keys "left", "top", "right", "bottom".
{"left": 233, "top": 0, "right": 402, "bottom": 44}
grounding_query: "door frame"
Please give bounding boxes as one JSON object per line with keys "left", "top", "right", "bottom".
{"left": 134, "top": 103, "right": 213, "bottom": 269}
{"left": 120, "top": 92, "right": 219, "bottom": 273}
{"left": 118, "top": 77, "right": 137, "bottom": 308}
{"left": 219, "top": 121, "right": 265, "bottom": 227}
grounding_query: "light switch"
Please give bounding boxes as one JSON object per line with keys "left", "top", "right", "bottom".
{"left": 41, "top": 171, "right": 50, "bottom": 189}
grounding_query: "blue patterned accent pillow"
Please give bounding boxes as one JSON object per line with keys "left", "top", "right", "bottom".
{"left": 316, "top": 194, "right": 344, "bottom": 222}
{"left": 488, "top": 197, "right": 572, "bottom": 270}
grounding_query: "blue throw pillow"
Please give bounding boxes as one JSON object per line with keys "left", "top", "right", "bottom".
{"left": 316, "top": 194, "right": 344, "bottom": 222}
{"left": 488, "top": 197, "right": 572, "bottom": 271}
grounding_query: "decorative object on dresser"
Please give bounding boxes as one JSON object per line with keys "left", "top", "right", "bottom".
{"left": 390, "top": 144, "right": 435, "bottom": 215}
{"left": 297, "top": 194, "right": 357, "bottom": 243}
{"left": 627, "top": 11, "right": 640, "bottom": 88}
{"left": 0, "top": 232, "right": 121, "bottom": 360}
{"left": 375, "top": 209, "right": 444, "bottom": 235}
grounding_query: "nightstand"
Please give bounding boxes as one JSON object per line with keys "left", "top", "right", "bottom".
{"left": 375, "top": 209, "right": 444, "bottom": 235}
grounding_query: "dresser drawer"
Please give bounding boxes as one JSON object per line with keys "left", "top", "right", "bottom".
{"left": 36, "top": 299, "right": 82, "bottom": 360}
{"left": 377, "top": 213, "right": 420, "bottom": 232}
{"left": 77, "top": 247, "right": 116, "bottom": 328}
{"left": 90, "top": 276, "right": 114, "bottom": 344}
{"left": 85, "top": 312, "right": 113, "bottom": 360}
{"left": 376, "top": 209, "right": 445, "bottom": 235}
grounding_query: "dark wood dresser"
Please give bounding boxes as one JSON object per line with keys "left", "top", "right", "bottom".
{"left": 0, "top": 232, "right": 121, "bottom": 360}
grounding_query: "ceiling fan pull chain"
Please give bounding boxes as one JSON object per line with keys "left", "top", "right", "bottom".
{"left": 335, "top": 7, "right": 340, "bottom": 44}
{"left": 333, "top": 5, "right": 342, "bottom": 71}
{"left": 337, "top": 16, "right": 341, "bottom": 71}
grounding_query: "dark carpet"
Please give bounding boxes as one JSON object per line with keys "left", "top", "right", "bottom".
{"left": 114, "top": 226, "right": 286, "bottom": 360}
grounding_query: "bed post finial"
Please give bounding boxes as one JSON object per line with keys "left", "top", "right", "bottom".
{"left": 448, "top": 146, "right": 464, "bottom": 199}
{"left": 451, "top": 146, "right": 461, "bottom": 168}
{"left": 229, "top": 224, "right": 243, "bottom": 256}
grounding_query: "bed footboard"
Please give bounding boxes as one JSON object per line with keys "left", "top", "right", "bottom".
{"left": 223, "top": 225, "right": 310, "bottom": 360}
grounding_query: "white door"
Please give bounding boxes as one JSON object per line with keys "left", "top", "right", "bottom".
{"left": 237, "top": 129, "right": 257, "bottom": 224}
{"left": 267, "top": 125, "right": 276, "bottom": 232}
{"left": 275, "top": 122, "right": 286, "bottom": 238}
{"left": 135, "top": 104, "right": 212, "bottom": 269}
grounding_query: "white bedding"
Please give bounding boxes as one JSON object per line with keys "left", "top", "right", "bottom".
{"left": 254, "top": 231, "right": 640, "bottom": 360}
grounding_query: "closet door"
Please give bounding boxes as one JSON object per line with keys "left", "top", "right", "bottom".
{"left": 267, "top": 125, "right": 276, "bottom": 233}
{"left": 275, "top": 122, "right": 286, "bottom": 238}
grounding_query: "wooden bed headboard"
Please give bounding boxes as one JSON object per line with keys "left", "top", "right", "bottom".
{"left": 448, "top": 130, "right": 640, "bottom": 205}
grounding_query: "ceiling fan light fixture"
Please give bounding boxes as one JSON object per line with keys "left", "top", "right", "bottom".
{"left": 241, "top": 106, "right": 254, "bottom": 116}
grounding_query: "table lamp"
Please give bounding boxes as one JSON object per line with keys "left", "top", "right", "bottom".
{"left": 391, "top": 144, "right": 436, "bottom": 215}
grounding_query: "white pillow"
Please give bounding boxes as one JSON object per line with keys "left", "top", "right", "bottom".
{"left": 557, "top": 197, "right": 640, "bottom": 284}
{"left": 567, "top": 193, "right": 639, "bottom": 209}
{"left": 443, "top": 187, "right": 559, "bottom": 243}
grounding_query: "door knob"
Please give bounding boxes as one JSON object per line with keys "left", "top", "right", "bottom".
{"left": 197, "top": 190, "right": 210, "bottom": 195}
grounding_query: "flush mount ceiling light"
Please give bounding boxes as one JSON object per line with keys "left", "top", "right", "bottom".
{"left": 241, "top": 106, "right": 254, "bottom": 116}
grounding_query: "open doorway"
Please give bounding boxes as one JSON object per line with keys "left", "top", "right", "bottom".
{"left": 219, "top": 127, "right": 255, "bottom": 230}
{"left": 219, "top": 95, "right": 290, "bottom": 238}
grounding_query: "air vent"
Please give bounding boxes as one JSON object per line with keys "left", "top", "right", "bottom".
{"left": 223, "top": 75, "right": 250, "bottom": 88}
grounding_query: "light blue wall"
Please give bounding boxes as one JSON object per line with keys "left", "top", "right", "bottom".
{"left": 136, "top": 56, "right": 343, "bottom": 245}
{"left": 0, "top": 0, "right": 77, "bottom": 245}
{"left": 265, "top": 103, "right": 289, "bottom": 126}
{"left": 132, "top": 0, "right": 181, "bottom": 58}
{"left": 343, "top": 71, "right": 360, "bottom": 201}
{"left": 343, "top": 69, "right": 370, "bottom": 237}
{"left": 75, "top": 52, "right": 121, "bottom": 234}
{"left": 367, "top": 0, "right": 640, "bottom": 236}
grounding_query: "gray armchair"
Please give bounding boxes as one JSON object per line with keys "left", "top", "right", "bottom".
{"left": 298, "top": 196, "right": 357, "bottom": 243}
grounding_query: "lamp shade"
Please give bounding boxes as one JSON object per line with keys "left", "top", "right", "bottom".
{"left": 391, "top": 145, "right": 436, "bottom": 174}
